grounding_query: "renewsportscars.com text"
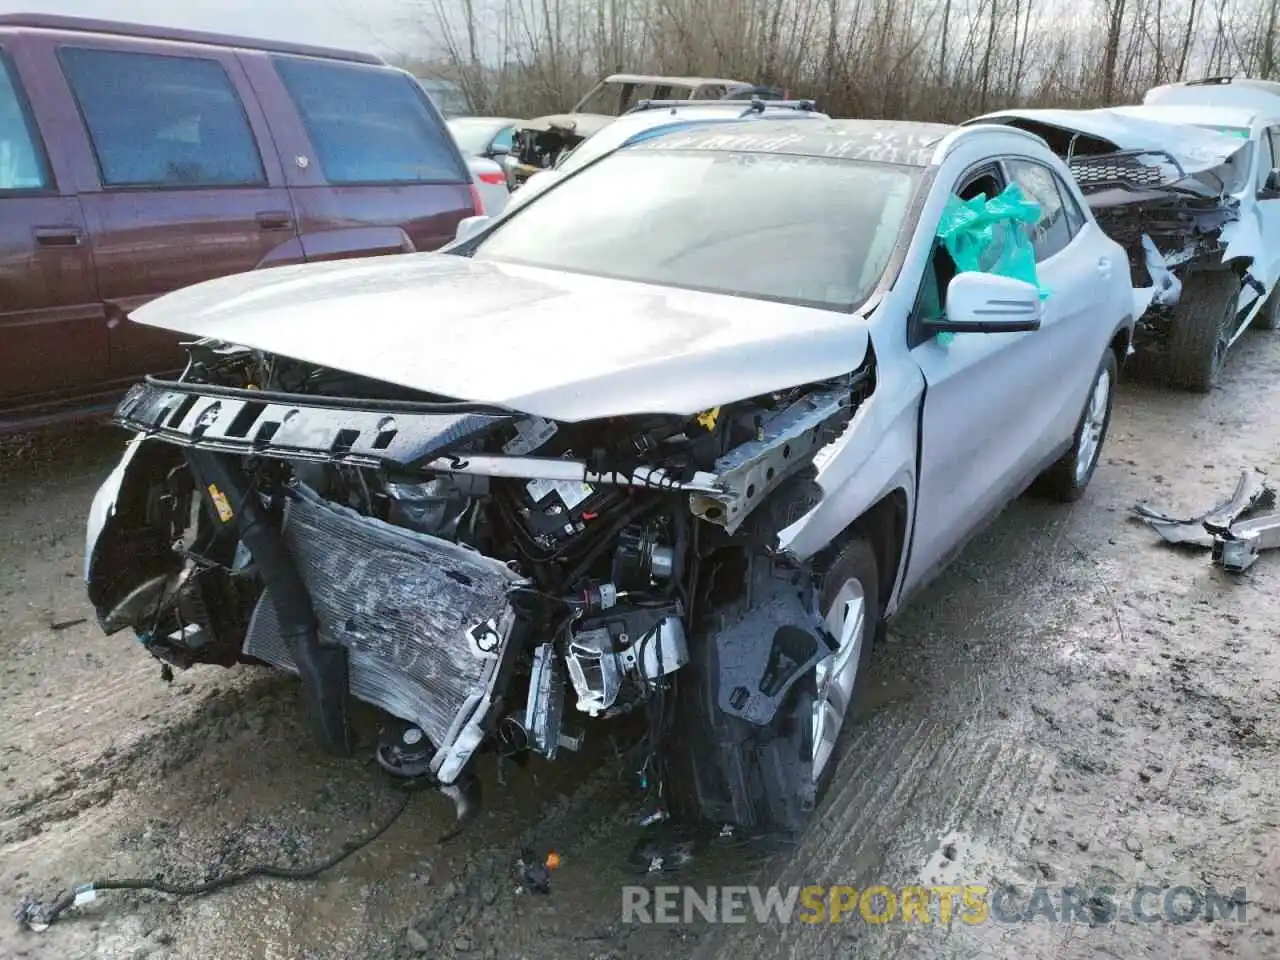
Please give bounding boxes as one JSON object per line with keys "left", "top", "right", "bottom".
{"left": 621, "top": 884, "right": 1248, "bottom": 925}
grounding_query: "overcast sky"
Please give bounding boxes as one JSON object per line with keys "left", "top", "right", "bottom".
{"left": 0, "top": 0, "right": 415, "bottom": 56}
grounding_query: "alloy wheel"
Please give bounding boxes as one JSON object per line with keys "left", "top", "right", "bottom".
{"left": 810, "top": 578, "right": 867, "bottom": 784}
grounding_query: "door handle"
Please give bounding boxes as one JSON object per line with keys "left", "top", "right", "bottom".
{"left": 256, "top": 211, "right": 294, "bottom": 231}
{"left": 34, "top": 226, "right": 84, "bottom": 247}
{"left": 1096, "top": 256, "right": 1112, "bottom": 277}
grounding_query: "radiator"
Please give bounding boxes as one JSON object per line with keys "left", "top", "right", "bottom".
{"left": 243, "top": 485, "right": 520, "bottom": 755}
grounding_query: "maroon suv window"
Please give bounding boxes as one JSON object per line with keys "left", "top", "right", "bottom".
{"left": 58, "top": 47, "right": 267, "bottom": 189}
{"left": 0, "top": 51, "right": 51, "bottom": 191}
{"left": 271, "top": 55, "right": 468, "bottom": 185}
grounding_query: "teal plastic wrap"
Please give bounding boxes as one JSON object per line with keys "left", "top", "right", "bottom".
{"left": 935, "top": 182, "right": 1045, "bottom": 294}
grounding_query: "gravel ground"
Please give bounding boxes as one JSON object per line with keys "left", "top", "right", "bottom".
{"left": 2, "top": 328, "right": 1279, "bottom": 960}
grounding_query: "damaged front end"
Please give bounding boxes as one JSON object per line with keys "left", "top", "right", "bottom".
{"left": 968, "top": 109, "right": 1264, "bottom": 359}
{"left": 1071, "top": 155, "right": 1252, "bottom": 353}
{"left": 86, "top": 343, "right": 873, "bottom": 835}
{"left": 504, "top": 115, "right": 608, "bottom": 189}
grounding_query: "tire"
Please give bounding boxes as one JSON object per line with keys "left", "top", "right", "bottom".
{"left": 1165, "top": 269, "right": 1241, "bottom": 392}
{"left": 671, "top": 537, "right": 881, "bottom": 837}
{"left": 1037, "top": 348, "right": 1117, "bottom": 503}
{"left": 1252, "top": 284, "right": 1280, "bottom": 331}
{"left": 780, "top": 538, "right": 880, "bottom": 813}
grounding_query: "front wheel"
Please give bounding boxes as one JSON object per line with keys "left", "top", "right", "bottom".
{"left": 1165, "top": 269, "right": 1241, "bottom": 392}
{"left": 670, "top": 537, "right": 881, "bottom": 837}
{"left": 1036, "top": 348, "right": 1117, "bottom": 502}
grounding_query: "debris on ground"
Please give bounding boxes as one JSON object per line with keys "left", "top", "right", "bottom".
{"left": 1131, "top": 469, "right": 1279, "bottom": 570}
{"left": 513, "top": 848, "right": 559, "bottom": 894}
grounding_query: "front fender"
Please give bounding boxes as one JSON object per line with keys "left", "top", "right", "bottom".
{"left": 777, "top": 371, "right": 921, "bottom": 598}
{"left": 85, "top": 436, "right": 187, "bottom": 626}
{"left": 84, "top": 434, "right": 145, "bottom": 585}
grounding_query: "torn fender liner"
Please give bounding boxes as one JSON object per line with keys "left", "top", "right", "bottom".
{"left": 189, "top": 453, "right": 354, "bottom": 755}
{"left": 713, "top": 576, "right": 827, "bottom": 726}
{"left": 243, "top": 483, "right": 521, "bottom": 782}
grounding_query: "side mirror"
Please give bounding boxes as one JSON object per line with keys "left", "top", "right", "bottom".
{"left": 455, "top": 215, "right": 492, "bottom": 243}
{"left": 928, "top": 271, "right": 1043, "bottom": 334}
{"left": 1261, "top": 169, "right": 1280, "bottom": 198}
{"left": 487, "top": 142, "right": 511, "bottom": 158}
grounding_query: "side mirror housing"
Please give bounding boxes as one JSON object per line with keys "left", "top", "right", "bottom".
{"left": 487, "top": 142, "right": 511, "bottom": 158}
{"left": 1261, "top": 168, "right": 1280, "bottom": 198}
{"left": 454, "top": 215, "right": 492, "bottom": 243}
{"left": 928, "top": 271, "right": 1043, "bottom": 334}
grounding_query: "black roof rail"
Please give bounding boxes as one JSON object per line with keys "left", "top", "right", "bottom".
{"left": 1186, "top": 75, "right": 1237, "bottom": 86}
{"left": 0, "top": 13, "right": 385, "bottom": 65}
{"left": 624, "top": 96, "right": 817, "bottom": 116}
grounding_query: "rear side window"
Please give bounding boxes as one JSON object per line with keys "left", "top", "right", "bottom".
{"left": 272, "top": 56, "right": 466, "bottom": 184}
{"left": 1005, "top": 159, "right": 1074, "bottom": 261}
{"left": 58, "top": 47, "right": 266, "bottom": 189}
{"left": 0, "top": 52, "right": 49, "bottom": 191}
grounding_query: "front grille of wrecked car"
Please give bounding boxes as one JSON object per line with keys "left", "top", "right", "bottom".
{"left": 1070, "top": 157, "right": 1169, "bottom": 189}
{"left": 243, "top": 487, "right": 520, "bottom": 748}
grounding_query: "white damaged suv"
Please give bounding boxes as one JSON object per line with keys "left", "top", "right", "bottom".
{"left": 85, "top": 119, "right": 1137, "bottom": 841}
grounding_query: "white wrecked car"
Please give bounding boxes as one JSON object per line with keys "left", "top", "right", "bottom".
{"left": 969, "top": 85, "right": 1280, "bottom": 392}
{"left": 85, "top": 119, "right": 1137, "bottom": 844}
{"left": 504, "top": 97, "right": 829, "bottom": 213}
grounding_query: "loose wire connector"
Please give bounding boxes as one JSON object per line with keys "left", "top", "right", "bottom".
{"left": 14, "top": 791, "right": 410, "bottom": 932}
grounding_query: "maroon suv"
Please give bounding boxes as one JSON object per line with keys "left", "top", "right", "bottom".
{"left": 0, "top": 14, "right": 479, "bottom": 434}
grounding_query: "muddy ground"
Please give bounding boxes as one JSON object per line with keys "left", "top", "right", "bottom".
{"left": 2, "top": 331, "right": 1279, "bottom": 960}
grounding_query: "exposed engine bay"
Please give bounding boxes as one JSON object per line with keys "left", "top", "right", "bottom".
{"left": 973, "top": 113, "right": 1263, "bottom": 351}
{"left": 504, "top": 117, "right": 594, "bottom": 189}
{"left": 1070, "top": 152, "right": 1250, "bottom": 348}
{"left": 86, "top": 341, "right": 872, "bottom": 833}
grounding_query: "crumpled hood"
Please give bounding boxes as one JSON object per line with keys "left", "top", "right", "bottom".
{"left": 969, "top": 107, "right": 1250, "bottom": 175}
{"left": 128, "top": 253, "right": 870, "bottom": 422}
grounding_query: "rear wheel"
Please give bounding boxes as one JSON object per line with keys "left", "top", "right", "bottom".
{"left": 1165, "top": 269, "right": 1241, "bottom": 392}
{"left": 1036, "top": 349, "right": 1116, "bottom": 502}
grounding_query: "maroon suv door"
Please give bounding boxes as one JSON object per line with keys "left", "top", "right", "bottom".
{"left": 46, "top": 37, "right": 298, "bottom": 380}
{"left": 0, "top": 44, "right": 103, "bottom": 406}
{"left": 239, "top": 52, "right": 475, "bottom": 255}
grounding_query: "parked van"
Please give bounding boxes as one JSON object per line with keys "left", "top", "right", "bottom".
{"left": 0, "top": 14, "right": 480, "bottom": 433}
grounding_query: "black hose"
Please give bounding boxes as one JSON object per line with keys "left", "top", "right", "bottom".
{"left": 186, "top": 452, "right": 352, "bottom": 756}
{"left": 18, "top": 792, "right": 409, "bottom": 930}
{"left": 559, "top": 498, "right": 661, "bottom": 591}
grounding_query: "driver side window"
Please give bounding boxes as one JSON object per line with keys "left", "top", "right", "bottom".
{"left": 912, "top": 165, "right": 1005, "bottom": 328}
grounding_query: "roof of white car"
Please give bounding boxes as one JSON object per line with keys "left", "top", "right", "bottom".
{"left": 603, "top": 73, "right": 747, "bottom": 87}
{"left": 630, "top": 118, "right": 961, "bottom": 167}
{"left": 1112, "top": 103, "right": 1262, "bottom": 130}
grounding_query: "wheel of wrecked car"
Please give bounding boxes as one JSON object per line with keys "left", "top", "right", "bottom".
{"left": 1165, "top": 269, "right": 1241, "bottom": 392}
{"left": 772, "top": 537, "right": 881, "bottom": 823}
{"left": 669, "top": 537, "right": 880, "bottom": 837}
{"left": 1036, "top": 348, "right": 1117, "bottom": 502}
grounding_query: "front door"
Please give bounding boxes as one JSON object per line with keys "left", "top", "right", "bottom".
{"left": 52, "top": 41, "right": 297, "bottom": 381}
{"left": 0, "top": 47, "right": 103, "bottom": 407}
{"left": 903, "top": 158, "right": 1106, "bottom": 591}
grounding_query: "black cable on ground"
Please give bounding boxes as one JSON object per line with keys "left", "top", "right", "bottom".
{"left": 16, "top": 790, "right": 410, "bottom": 932}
